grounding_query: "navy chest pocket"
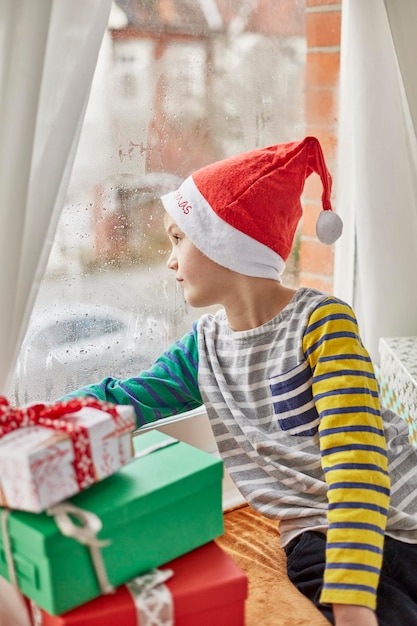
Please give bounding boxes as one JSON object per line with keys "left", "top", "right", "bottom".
{"left": 269, "top": 360, "right": 319, "bottom": 437}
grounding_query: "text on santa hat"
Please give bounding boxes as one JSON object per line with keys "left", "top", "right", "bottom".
{"left": 174, "top": 190, "right": 192, "bottom": 215}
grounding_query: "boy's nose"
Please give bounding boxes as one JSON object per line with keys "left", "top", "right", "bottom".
{"left": 167, "top": 251, "right": 177, "bottom": 270}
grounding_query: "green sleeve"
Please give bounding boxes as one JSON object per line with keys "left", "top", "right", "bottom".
{"left": 64, "top": 324, "right": 203, "bottom": 427}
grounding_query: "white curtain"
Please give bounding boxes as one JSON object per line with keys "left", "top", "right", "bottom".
{"left": 0, "top": 0, "right": 113, "bottom": 393}
{"left": 334, "top": 0, "right": 417, "bottom": 362}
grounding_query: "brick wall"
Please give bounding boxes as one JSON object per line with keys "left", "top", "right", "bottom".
{"left": 300, "top": 0, "right": 341, "bottom": 292}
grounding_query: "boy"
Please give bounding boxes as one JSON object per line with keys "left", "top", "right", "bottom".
{"left": 66, "top": 137, "right": 417, "bottom": 626}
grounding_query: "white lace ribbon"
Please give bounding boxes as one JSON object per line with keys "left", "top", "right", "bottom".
{"left": 29, "top": 601, "right": 42, "bottom": 626}
{"left": 46, "top": 502, "right": 114, "bottom": 595}
{"left": 126, "top": 569, "right": 174, "bottom": 626}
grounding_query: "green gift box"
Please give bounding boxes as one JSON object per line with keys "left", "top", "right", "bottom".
{"left": 0, "top": 430, "right": 224, "bottom": 615}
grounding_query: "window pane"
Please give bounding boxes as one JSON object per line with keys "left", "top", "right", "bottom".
{"left": 9, "top": 0, "right": 318, "bottom": 404}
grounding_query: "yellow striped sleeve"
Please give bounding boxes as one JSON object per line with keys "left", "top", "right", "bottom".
{"left": 302, "top": 297, "right": 390, "bottom": 610}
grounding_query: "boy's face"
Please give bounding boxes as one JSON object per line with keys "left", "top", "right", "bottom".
{"left": 164, "top": 212, "right": 233, "bottom": 309}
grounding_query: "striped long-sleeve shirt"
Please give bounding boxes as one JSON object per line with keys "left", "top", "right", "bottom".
{"left": 69, "top": 287, "right": 417, "bottom": 610}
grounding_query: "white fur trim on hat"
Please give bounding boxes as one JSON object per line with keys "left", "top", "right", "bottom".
{"left": 161, "top": 176, "right": 286, "bottom": 281}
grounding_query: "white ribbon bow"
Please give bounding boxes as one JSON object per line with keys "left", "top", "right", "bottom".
{"left": 46, "top": 502, "right": 114, "bottom": 595}
{"left": 127, "top": 568, "right": 174, "bottom": 626}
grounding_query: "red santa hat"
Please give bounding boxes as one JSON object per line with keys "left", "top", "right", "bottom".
{"left": 161, "top": 136, "right": 342, "bottom": 281}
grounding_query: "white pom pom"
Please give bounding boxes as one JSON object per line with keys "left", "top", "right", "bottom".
{"left": 316, "top": 210, "right": 343, "bottom": 245}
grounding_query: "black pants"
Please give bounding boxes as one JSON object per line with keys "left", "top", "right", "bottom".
{"left": 285, "top": 531, "right": 417, "bottom": 625}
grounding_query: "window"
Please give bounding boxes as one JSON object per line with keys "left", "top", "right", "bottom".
{"left": 8, "top": 1, "right": 341, "bottom": 404}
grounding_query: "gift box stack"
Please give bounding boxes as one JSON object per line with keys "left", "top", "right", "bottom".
{"left": 378, "top": 336, "right": 417, "bottom": 446}
{"left": 0, "top": 396, "right": 248, "bottom": 625}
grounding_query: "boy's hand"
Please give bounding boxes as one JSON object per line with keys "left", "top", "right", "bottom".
{"left": 333, "top": 604, "right": 378, "bottom": 626}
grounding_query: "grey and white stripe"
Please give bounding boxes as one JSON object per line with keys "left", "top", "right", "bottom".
{"left": 197, "top": 288, "right": 417, "bottom": 546}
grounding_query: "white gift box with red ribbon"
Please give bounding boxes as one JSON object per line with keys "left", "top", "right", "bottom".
{"left": 0, "top": 398, "right": 136, "bottom": 513}
{"left": 0, "top": 426, "right": 78, "bottom": 512}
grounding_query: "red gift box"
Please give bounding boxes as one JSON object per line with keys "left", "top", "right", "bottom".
{"left": 27, "top": 542, "right": 248, "bottom": 626}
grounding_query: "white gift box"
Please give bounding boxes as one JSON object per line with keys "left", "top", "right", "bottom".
{"left": 378, "top": 336, "right": 417, "bottom": 446}
{"left": 0, "top": 405, "right": 136, "bottom": 512}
